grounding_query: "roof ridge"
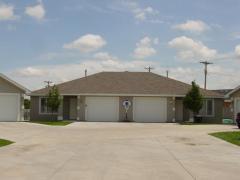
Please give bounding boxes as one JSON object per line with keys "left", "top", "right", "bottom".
{"left": 31, "top": 71, "right": 223, "bottom": 98}
{"left": 32, "top": 71, "right": 154, "bottom": 92}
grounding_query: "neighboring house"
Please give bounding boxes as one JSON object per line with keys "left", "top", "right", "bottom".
{"left": 30, "top": 72, "right": 223, "bottom": 123}
{"left": 215, "top": 87, "right": 240, "bottom": 121}
{"left": 0, "top": 73, "right": 28, "bottom": 121}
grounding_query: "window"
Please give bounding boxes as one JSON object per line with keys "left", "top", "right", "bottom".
{"left": 39, "top": 97, "right": 58, "bottom": 114}
{"left": 206, "top": 99, "right": 214, "bottom": 116}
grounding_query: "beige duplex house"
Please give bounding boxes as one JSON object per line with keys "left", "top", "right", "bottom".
{"left": 216, "top": 86, "right": 240, "bottom": 121}
{"left": 30, "top": 72, "right": 223, "bottom": 123}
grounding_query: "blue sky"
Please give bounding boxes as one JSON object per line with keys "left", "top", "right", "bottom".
{"left": 0, "top": 0, "right": 240, "bottom": 90}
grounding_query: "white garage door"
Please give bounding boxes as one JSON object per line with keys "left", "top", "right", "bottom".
{"left": 0, "top": 94, "right": 19, "bottom": 122}
{"left": 133, "top": 97, "right": 167, "bottom": 122}
{"left": 85, "top": 97, "right": 119, "bottom": 122}
{"left": 235, "top": 99, "right": 240, "bottom": 119}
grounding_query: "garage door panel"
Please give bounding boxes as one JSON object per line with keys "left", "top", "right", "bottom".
{"left": 0, "top": 94, "right": 19, "bottom": 121}
{"left": 133, "top": 97, "right": 167, "bottom": 122}
{"left": 85, "top": 97, "right": 119, "bottom": 122}
{"left": 235, "top": 99, "right": 240, "bottom": 119}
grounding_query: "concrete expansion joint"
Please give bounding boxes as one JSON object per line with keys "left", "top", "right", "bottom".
{"left": 47, "top": 153, "right": 77, "bottom": 180}
{"left": 47, "top": 141, "right": 93, "bottom": 180}
{"left": 155, "top": 138, "right": 196, "bottom": 180}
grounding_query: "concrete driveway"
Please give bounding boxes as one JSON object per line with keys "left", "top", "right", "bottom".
{"left": 0, "top": 122, "right": 239, "bottom": 180}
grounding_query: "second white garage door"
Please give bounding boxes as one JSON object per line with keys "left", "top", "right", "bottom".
{"left": 85, "top": 97, "right": 119, "bottom": 122}
{"left": 235, "top": 99, "right": 240, "bottom": 119}
{"left": 0, "top": 94, "right": 19, "bottom": 122}
{"left": 133, "top": 97, "right": 167, "bottom": 122}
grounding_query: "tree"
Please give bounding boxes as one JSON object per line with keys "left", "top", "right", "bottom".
{"left": 47, "top": 85, "right": 61, "bottom": 120}
{"left": 183, "top": 81, "right": 203, "bottom": 120}
{"left": 24, "top": 99, "right": 30, "bottom": 109}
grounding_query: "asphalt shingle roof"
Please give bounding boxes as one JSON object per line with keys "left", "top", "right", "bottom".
{"left": 31, "top": 72, "right": 223, "bottom": 98}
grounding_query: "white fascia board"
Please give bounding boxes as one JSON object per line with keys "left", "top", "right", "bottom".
{"left": 225, "top": 85, "right": 240, "bottom": 98}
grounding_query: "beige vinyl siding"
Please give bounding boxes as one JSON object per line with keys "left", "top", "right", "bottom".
{"left": 231, "top": 90, "right": 240, "bottom": 98}
{"left": 0, "top": 77, "right": 24, "bottom": 93}
{"left": 30, "top": 96, "right": 58, "bottom": 121}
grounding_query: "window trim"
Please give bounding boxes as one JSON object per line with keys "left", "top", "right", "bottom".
{"left": 39, "top": 97, "right": 58, "bottom": 115}
{"left": 205, "top": 99, "right": 215, "bottom": 117}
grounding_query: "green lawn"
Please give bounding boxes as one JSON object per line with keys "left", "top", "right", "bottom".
{"left": 30, "top": 120, "right": 73, "bottom": 126}
{"left": 0, "top": 139, "right": 14, "bottom": 147}
{"left": 210, "top": 131, "right": 240, "bottom": 146}
{"left": 179, "top": 122, "right": 221, "bottom": 125}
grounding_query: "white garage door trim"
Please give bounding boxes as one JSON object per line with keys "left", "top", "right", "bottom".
{"left": 85, "top": 97, "right": 119, "bottom": 122}
{"left": 133, "top": 97, "right": 167, "bottom": 123}
{"left": 0, "top": 93, "right": 20, "bottom": 122}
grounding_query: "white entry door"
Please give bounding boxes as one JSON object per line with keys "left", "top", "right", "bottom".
{"left": 85, "top": 97, "right": 119, "bottom": 122}
{"left": 0, "top": 94, "right": 19, "bottom": 121}
{"left": 133, "top": 97, "right": 167, "bottom": 122}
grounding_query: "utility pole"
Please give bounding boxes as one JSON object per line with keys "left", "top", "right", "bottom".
{"left": 200, "top": 61, "right": 213, "bottom": 89}
{"left": 145, "top": 66, "right": 154, "bottom": 72}
{"left": 166, "top": 70, "right": 169, "bottom": 78}
{"left": 44, "top": 81, "right": 53, "bottom": 88}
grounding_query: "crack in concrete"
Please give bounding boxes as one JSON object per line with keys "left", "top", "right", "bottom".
{"left": 47, "top": 141, "right": 93, "bottom": 180}
{"left": 47, "top": 153, "right": 77, "bottom": 180}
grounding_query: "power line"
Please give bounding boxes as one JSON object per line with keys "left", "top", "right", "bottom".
{"left": 209, "top": 72, "right": 234, "bottom": 77}
{"left": 200, "top": 61, "right": 213, "bottom": 89}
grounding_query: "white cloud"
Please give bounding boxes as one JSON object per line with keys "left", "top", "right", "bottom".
{"left": 235, "top": 45, "right": 240, "bottom": 57}
{"left": 123, "top": 1, "right": 160, "bottom": 23}
{"left": 8, "top": 50, "right": 240, "bottom": 90}
{"left": 173, "top": 20, "right": 210, "bottom": 33}
{"left": 63, "top": 34, "right": 107, "bottom": 53}
{"left": 0, "top": 4, "right": 17, "bottom": 21}
{"left": 207, "top": 65, "right": 238, "bottom": 89}
{"left": 10, "top": 55, "right": 154, "bottom": 90}
{"left": 162, "top": 65, "right": 239, "bottom": 89}
{"left": 153, "top": 38, "right": 159, "bottom": 45}
{"left": 93, "top": 52, "right": 117, "bottom": 60}
{"left": 39, "top": 52, "right": 59, "bottom": 60}
{"left": 167, "top": 67, "right": 200, "bottom": 85}
{"left": 25, "top": 1, "right": 45, "bottom": 20}
{"left": 13, "top": 67, "right": 46, "bottom": 77}
{"left": 10, "top": 58, "right": 240, "bottom": 90}
{"left": 231, "top": 32, "right": 240, "bottom": 40}
{"left": 133, "top": 6, "right": 158, "bottom": 21}
{"left": 134, "top": 36, "right": 158, "bottom": 59}
{"left": 169, "top": 36, "right": 217, "bottom": 61}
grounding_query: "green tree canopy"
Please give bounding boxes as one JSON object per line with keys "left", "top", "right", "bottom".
{"left": 47, "top": 85, "right": 61, "bottom": 114}
{"left": 24, "top": 99, "right": 30, "bottom": 109}
{"left": 183, "top": 81, "right": 203, "bottom": 115}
